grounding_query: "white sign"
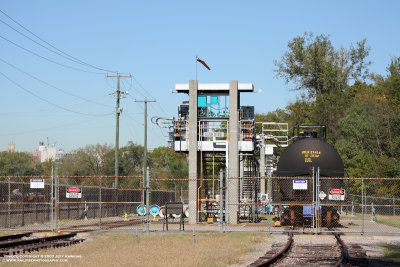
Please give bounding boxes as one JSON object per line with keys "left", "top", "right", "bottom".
{"left": 319, "top": 191, "right": 327, "bottom": 200}
{"left": 328, "top": 188, "right": 345, "bottom": 201}
{"left": 30, "top": 178, "right": 44, "bottom": 189}
{"left": 204, "top": 132, "right": 225, "bottom": 137}
{"left": 293, "top": 180, "right": 307, "bottom": 190}
{"left": 66, "top": 187, "right": 82, "bottom": 198}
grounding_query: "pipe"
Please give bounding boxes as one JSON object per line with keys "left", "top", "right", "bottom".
{"left": 197, "top": 123, "right": 204, "bottom": 216}
{"left": 212, "top": 152, "right": 215, "bottom": 199}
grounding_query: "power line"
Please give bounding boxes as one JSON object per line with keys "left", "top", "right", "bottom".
{"left": 0, "top": 94, "right": 110, "bottom": 115}
{"left": 0, "top": 35, "right": 105, "bottom": 74}
{"left": 0, "top": 57, "right": 113, "bottom": 108}
{"left": 132, "top": 76, "right": 169, "bottom": 116}
{"left": 0, "top": 115, "right": 112, "bottom": 137}
{"left": 0, "top": 71, "right": 112, "bottom": 116}
{"left": 0, "top": 9, "right": 119, "bottom": 74}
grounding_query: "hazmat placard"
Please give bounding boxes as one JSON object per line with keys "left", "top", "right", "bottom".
{"left": 66, "top": 187, "right": 82, "bottom": 198}
{"left": 30, "top": 178, "right": 44, "bottom": 189}
{"left": 293, "top": 180, "right": 307, "bottom": 190}
{"left": 328, "top": 188, "right": 345, "bottom": 200}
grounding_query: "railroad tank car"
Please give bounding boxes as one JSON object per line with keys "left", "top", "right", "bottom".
{"left": 275, "top": 130, "right": 344, "bottom": 227}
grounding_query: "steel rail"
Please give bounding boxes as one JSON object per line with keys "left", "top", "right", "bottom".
{"left": 0, "top": 232, "right": 32, "bottom": 242}
{"left": 249, "top": 232, "right": 293, "bottom": 267}
{"left": 333, "top": 233, "right": 349, "bottom": 267}
{"left": 0, "top": 233, "right": 77, "bottom": 250}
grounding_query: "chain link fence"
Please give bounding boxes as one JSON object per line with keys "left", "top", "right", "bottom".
{"left": 1, "top": 174, "right": 399, "bottom": 235}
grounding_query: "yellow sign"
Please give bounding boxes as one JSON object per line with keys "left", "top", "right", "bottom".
{"left": 301, "top": 150, "right": 321, "bottom": 162}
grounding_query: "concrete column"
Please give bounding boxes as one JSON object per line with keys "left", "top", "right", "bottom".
{"left": 228, "top": 80, "right": 239, "bottom": 224}
{"left": 259, "top": 141, "right": 266, "bottom": 195}
{"left": 188, "top": 80, "right": 198, "bottom": 224}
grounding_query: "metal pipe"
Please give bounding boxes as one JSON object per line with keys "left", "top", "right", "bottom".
{"left": 197, "top": 123, "right": 204, "bottom": 219}
{"left": 212, "top": 152, "right": 215, "bottom": 199}
{"left": 225, "top": 142, "right": 229, "bottom": 224}
{"left": 146, "top": 167, "right": 150, "bottom": 232}
{"left": 219, "top": 170, "right": 223, "bottom": 232}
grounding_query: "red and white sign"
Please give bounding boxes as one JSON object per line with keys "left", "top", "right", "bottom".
{"left": 329, "top": 188, "right": 345, "bottom": 200}
{"left": 66, "top": 187, "right": 82, "bottom": 198}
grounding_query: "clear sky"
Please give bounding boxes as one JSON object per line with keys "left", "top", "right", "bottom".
{"left": 1, "top": 1, "right": 399, "bottom": 152}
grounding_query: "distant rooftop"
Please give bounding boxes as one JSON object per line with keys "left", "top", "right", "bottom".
{"left": 175, "top": 83, "right": 254, "bottom": 94}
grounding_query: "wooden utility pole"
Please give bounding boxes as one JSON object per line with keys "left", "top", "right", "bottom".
{"left": 107, "top": 73, "right": 131, "bottom": 188}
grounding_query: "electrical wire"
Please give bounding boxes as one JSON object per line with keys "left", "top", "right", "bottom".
{"left": 0, "top": 115, "right": 112, "bottom": 137}
{"left": 0, "top": 94, "right": 110, "bottom": 115}
{"left": 0, "top": 35, "right": 105, "bottom": 74}
{"left": 0, "top": 57, "right": 113, "bottom": 108}
{"left": 0, "top": 71, "right": 112, "bottom": 116}
{"left": 132, "top": 76, "right": 169, "bottom": 116}
{"left": 0, "top": 9, "right": 119, "bottom": 74}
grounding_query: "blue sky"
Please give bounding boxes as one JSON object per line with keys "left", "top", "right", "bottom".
{"left": 1, "top": 1, "right": 399, "bottom": 152}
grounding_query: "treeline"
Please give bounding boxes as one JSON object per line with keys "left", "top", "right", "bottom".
{"left": 0, "top": 142, "right": 188, "bottom": 190}
{"left": 258, "top": 32, "right": 400, "bottom": 180}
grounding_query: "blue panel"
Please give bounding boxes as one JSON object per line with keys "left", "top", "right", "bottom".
{"left": 303, "top": 205, "right": 321, "bottom": 217}
{"left": 198, "top": 96, "right": 207, "bottom": 107}
{"left": 303, "top": 205, "right": 313, "bottom": 217}
{"left": 210, "top": 96, "right": 219, "bottom": 105}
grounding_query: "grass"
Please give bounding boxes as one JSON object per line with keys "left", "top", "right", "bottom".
{"left": 2, "top": 232, "right": 266, "bottom": 267}
{"left": 374, "top": 215, "right": 400, "bottom": 229}
{"left": 0, "top": 231, "right": 14, "bottom": 236}
{"left": 378, "top": 243, "right": 400, "bottom": 265}
{"left": 341, "top": 213, "right": 400, "bottom": 229}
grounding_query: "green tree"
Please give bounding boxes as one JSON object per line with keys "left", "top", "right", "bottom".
{"left": 0, "top": 151, "right": 41, "bottom": 177}
{"left": 274, "top": 32, "right": 371, "bottom": 98}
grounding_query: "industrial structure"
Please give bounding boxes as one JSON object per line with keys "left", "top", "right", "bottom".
{"left": 170, "top": 80, "right": 271, "bottom": 224}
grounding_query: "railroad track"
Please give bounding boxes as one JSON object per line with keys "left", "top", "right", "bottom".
{"left": 0, "top": 232, "right": 84, "bottom": 258}
{"left": 58, "top": 218, "right": 143, "bottom": 232}
{"left": 249, "top": 233, "right": 349, "bottom": 267}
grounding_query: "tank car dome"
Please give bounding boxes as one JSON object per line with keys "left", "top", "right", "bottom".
{"left": 276, "top": 137, "right": 344, "bottom": 177}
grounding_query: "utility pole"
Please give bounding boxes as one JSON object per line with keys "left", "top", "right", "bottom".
{"left": 135, "top": 99, "right": 156, "bottom": 220}
{"left": 107, "top": 73, "right": 131, "bottom": 188}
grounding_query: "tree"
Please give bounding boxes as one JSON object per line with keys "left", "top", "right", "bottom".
{"left": 0, "top": 151, "right": 41, "bottom": 177}
{"left": 274, "top": 32, "right": 371, "bottom": 98}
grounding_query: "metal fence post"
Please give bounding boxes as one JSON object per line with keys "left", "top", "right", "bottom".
{"left": 146, "top": 167, "right": 150, "bottom": 233}
{"left": 51, "top": 165, "right": 55, "bottom": 232}
{"left": 316, "top": 167, "right": 320, "bottom": 233}
{"left": 312, "top": 167, "right": 315, "bottom": 230}
{"left": 219, "top": 170, "right": 223, "bottom": 233}
{"left": 8, "top": 177, "right": 11, "bottom": 228}
{"left": 21, "top": 183, "right": 25, "bottom": 226}
{"left": 55, "top": 165, "right": 59, "bottom": 232}
{"left": 361, "top": 178, "right": 364, "bottom": 235}
{"left": 99, "top": 176, "right": 102, "bottom": 227}
{"left": 393, "top": 197, "right": 396, "bottom": 216}
{"left": 351, "top": 201, "right": 354, "bottom": 216}
{"left": 370, "top": 202, "right": 374, "bottom": 222}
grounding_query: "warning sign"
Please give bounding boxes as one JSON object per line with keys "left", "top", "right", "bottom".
{"left": 66, "top": 187, "right": 82, "bottom": 198}
{"left": 328, "top": 188, "right": 345, "bottom": 201}
{"left": 293, "top": 180, "right": 307, "bottom": 190}
{"left": 30, "top": 178, "right": 44, "bottom": 189}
